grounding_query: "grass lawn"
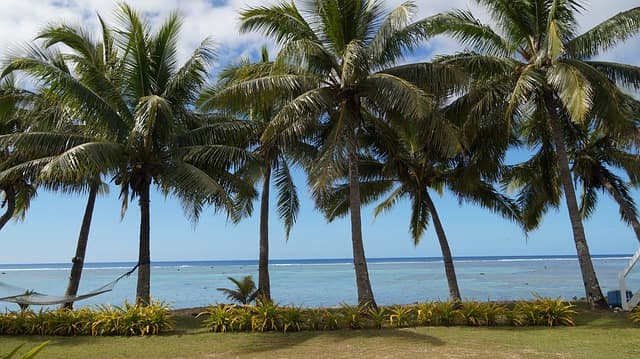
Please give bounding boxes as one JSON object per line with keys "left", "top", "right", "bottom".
{"left": 1, "top": 308, "right": 638, "bottom": 359}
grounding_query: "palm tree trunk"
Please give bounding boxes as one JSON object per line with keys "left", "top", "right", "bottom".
{"left": 346, "top": 103, "right": 376, "bottom": 307}
{"left": 0, "top": 187, "right": 16, "bottom": 231}
{"left": 544, "top": 93, "right": 607, "bottom": 309}
{"left": 258, "top": 166, "right": 271, "bottom": 301}
{"left": 136, "top": 179, "right": 151, "bottom": 305}
{"left": 602, "top": 179, "right": 640, "bottom": 243}
{"left": 424, "top": 191, "right": 461, "bottom": 302}
{"left": 62, "top": 182, "right": 99, "bottom": 309}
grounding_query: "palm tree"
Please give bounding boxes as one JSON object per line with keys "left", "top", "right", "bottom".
{"left": 319, "top": 111, "right": 519, "bottom": 302}
{"left": 426, "top": 0, "right": 640, "bottom": 308}
{"left": 0, "top": 76, "right": 44, "bottom": 231}
{"left": 2, "top": 5, "right": 250, "bottom": 304}
{"left": 573, "top": 129, "right": 640, "bottom": 243}
{"left": 217, "top": 275, "right": 258, "bottom": 305}
{"left": 225, "top": 0, "right": 459, "bottom": 307}
{"left": 199, "top": 47, "right": 312, "bottom": 301}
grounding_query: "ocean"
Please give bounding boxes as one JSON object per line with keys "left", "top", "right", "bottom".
{"left": 0, "top": 255, "right": 638, "bottom": 311}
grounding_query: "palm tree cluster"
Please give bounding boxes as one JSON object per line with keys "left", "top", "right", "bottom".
{"left": 1, "top": 0, "right": 639, "bottom": 309}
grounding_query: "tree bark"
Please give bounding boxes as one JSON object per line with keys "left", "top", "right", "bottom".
{"left": 0, "top": 187, "right": 16, "bottom": 231}
{"left": 544, "top": 93, "right": 608, "bottom": 309}
{"left": 346, "top": 108, "right": 376, "bottom": 307}
{"left": 257, "top": 166, "right": 272, "bottom": 301}
{"left": 602, "top": 178, "right": 640, "bottom": 243}
{"left": 136, "top": 179, "right": 151, "bottom": 305}
{"left": 424, "top": 191, "right": 461, "bottom": 302}
{"left": 62, "top": 182, "right": 99, "bottom": 309}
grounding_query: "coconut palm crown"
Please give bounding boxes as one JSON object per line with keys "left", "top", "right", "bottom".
{"left": 1, "top": 4, "right": 252, "bottom": 304}
{"left": 425, "top": 0, "right": 640, "bottom": 307}
{"left": 221, "top": 0, "right": 462, "bottom": 307}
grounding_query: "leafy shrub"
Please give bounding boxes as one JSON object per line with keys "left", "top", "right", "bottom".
{"left": 480, "top": 302, "right": 506, "bottom": 326}
{"left": 251, "top": 299, "right": 281, "bottom": 332}
{"left": 366, "top": 306, "right": 388, "bottom": 329}
{"left": 232, "top": 306, "right": 254, "bottom": 332}
{"left": 305, "top": 309, "right": 325, "bottom": 330}
{"left": 416, "top": 302, "right": 434, "bottom": 326}
{"left": 388, "top": 305, "right": 413, "bottom": 328}
{"left": 432, "top": 301, "right": 459, "bottom": 326}
{"left": 629, "top": 305, "right": 640, "bottom": 324}
{"left": 533, "top": 297, "right": 576, "bottom": 327}
{"left": 321, "top": 310, "right": 342, "bottom": 330}
{"left": 458, "top": 301, "right": 484, "bottom": 326}
{"left": 280, "top": 306, "right": 304, "bottom": 333}
{"left": 198, "top": 304, "right": 237, "bottom": 333}
{"left": 340, "top": 303, "right": 365, "bottom": 329}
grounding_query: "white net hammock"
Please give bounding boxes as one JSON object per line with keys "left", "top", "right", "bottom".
{"left": 0, "top": 264, "right": 138, "bottom": 306}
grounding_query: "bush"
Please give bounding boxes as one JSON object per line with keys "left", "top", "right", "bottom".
{"left": 0, "top": 302, "right": 172, "bottom": 336}
{"left": 480, "top": 302, "right": 506, "bottom": 326}
{"left": 388, "top": 305, "right": 413, "bottom": 328}
{"left": 340, "top": 303, "right": 365, "bottom": 329}
{"left": 416, "top": 302, "right": 434, "bottom": 326}
{"left": 458, "top": 301, "right": 484, "bottom": 326}
{"left": 280, "top": 306, "right": 304, "bottom": 333}
{"left": 366, "top": 306, "right": 388, "bottom": 329}
{"left": 510, "top": 297, "right": 575, "bottom": 327}
{"left": 251, "top": 299, "right": 281, "bottom": 332}
{"left": 534, "top": 297, "right": 576, "bottom": 327}
{"left": 629, "top": 306, "right": 640, "bottom": 324}
{"left": 432, "top": 301, "right": 459, "bottom": 326}
{"left": 198, "top": 304, "right": 237, "bottom": 333}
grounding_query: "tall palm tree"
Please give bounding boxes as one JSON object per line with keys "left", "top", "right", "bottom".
{"left": 223, "top": 0, "right": 459, "bottom": 307}
{"left": 199, "top": 47, "right": 313, "bottom": 301}
{"left": 426, "top": 0, "right": 640, "bottom": 308}
{"left": 319, "top": 111, "right": 519, "bottom": 302}
{"left": 2, "top": 5, "right": 250, "bottom": 304}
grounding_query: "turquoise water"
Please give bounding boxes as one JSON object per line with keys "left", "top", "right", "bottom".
{"left": 0, "top": 256, "right": 638, "bottom": 311}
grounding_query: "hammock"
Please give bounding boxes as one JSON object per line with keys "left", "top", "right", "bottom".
{"left": 0, "top": 264, "right": 138, "bottom": 306}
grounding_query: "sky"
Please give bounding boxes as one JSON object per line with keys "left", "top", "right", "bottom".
{"left": 1, "top": 0, "right": 640, "bottom": 264}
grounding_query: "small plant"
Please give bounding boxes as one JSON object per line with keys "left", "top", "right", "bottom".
{"left": 388, "top": 305, "right": 413, "bottom": 328}
{"left": 306, "top": 309, "right": 324, "bottom": 331}
{"left": 366, "top": 306, "right": 388, "bottom": 329}
{"left": 433, "top": 301, "right": 459, "bottom": 326}
{"left": 533, "top": 297, "right": 576, "bottom": 327}
{"left": 340, "top": 303, "right": 365, "bottom": 329}
{"left": 511, "top": 301, "right": 539, "bottom": 326}
{"left": 458, "top": 301, "right": 484, "bottom": 326}
{"left": 321, "top": 310, "right": 342, "bottom": 330}
{"left": 416, "top": 302, "right": 434, "bottom": 326}
{"left": 217, "top": 276, "right": 258, "bottom": 305}
{"left": 251, "top": 299, "right": 281, "bottom": 332}
{"left": 232, "top": 306, "right": 254, "bottom": 332}
{"left": 480, "top": 302, "right": 506, "bottom": 326}
{"left": 280, "top": 306, "right": 304, "bottom": 333}
{"left": 198, "top": 304, "right": 237, "bottom": 333}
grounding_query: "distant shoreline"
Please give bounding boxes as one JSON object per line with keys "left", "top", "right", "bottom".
{"left": 0, "top": 254, "right": 632, "bottom": 270}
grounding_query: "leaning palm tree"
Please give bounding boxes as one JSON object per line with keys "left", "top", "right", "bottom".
{"left": 225, "top": 0, "right": 460, "bottom": 307}
{"left": 427, "top": 0, "right": 640, "bottom": 308}
{"left": 2, "top": 5, "right": 250, "bottom": 304}
{"left": 200, "top": 48, "right": 313, "bottom": 301}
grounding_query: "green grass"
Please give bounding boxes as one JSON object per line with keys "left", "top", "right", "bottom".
{"left": 1, "top": 308, "right": 638, "bottom": 359}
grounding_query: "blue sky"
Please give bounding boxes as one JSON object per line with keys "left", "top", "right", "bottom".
{"left": 1, "top": 0, "right": 640, "bottom": 264}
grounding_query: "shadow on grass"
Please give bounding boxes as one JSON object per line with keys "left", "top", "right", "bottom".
{"left": 225, "top": 327, "right": 445, "bottom": 354}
